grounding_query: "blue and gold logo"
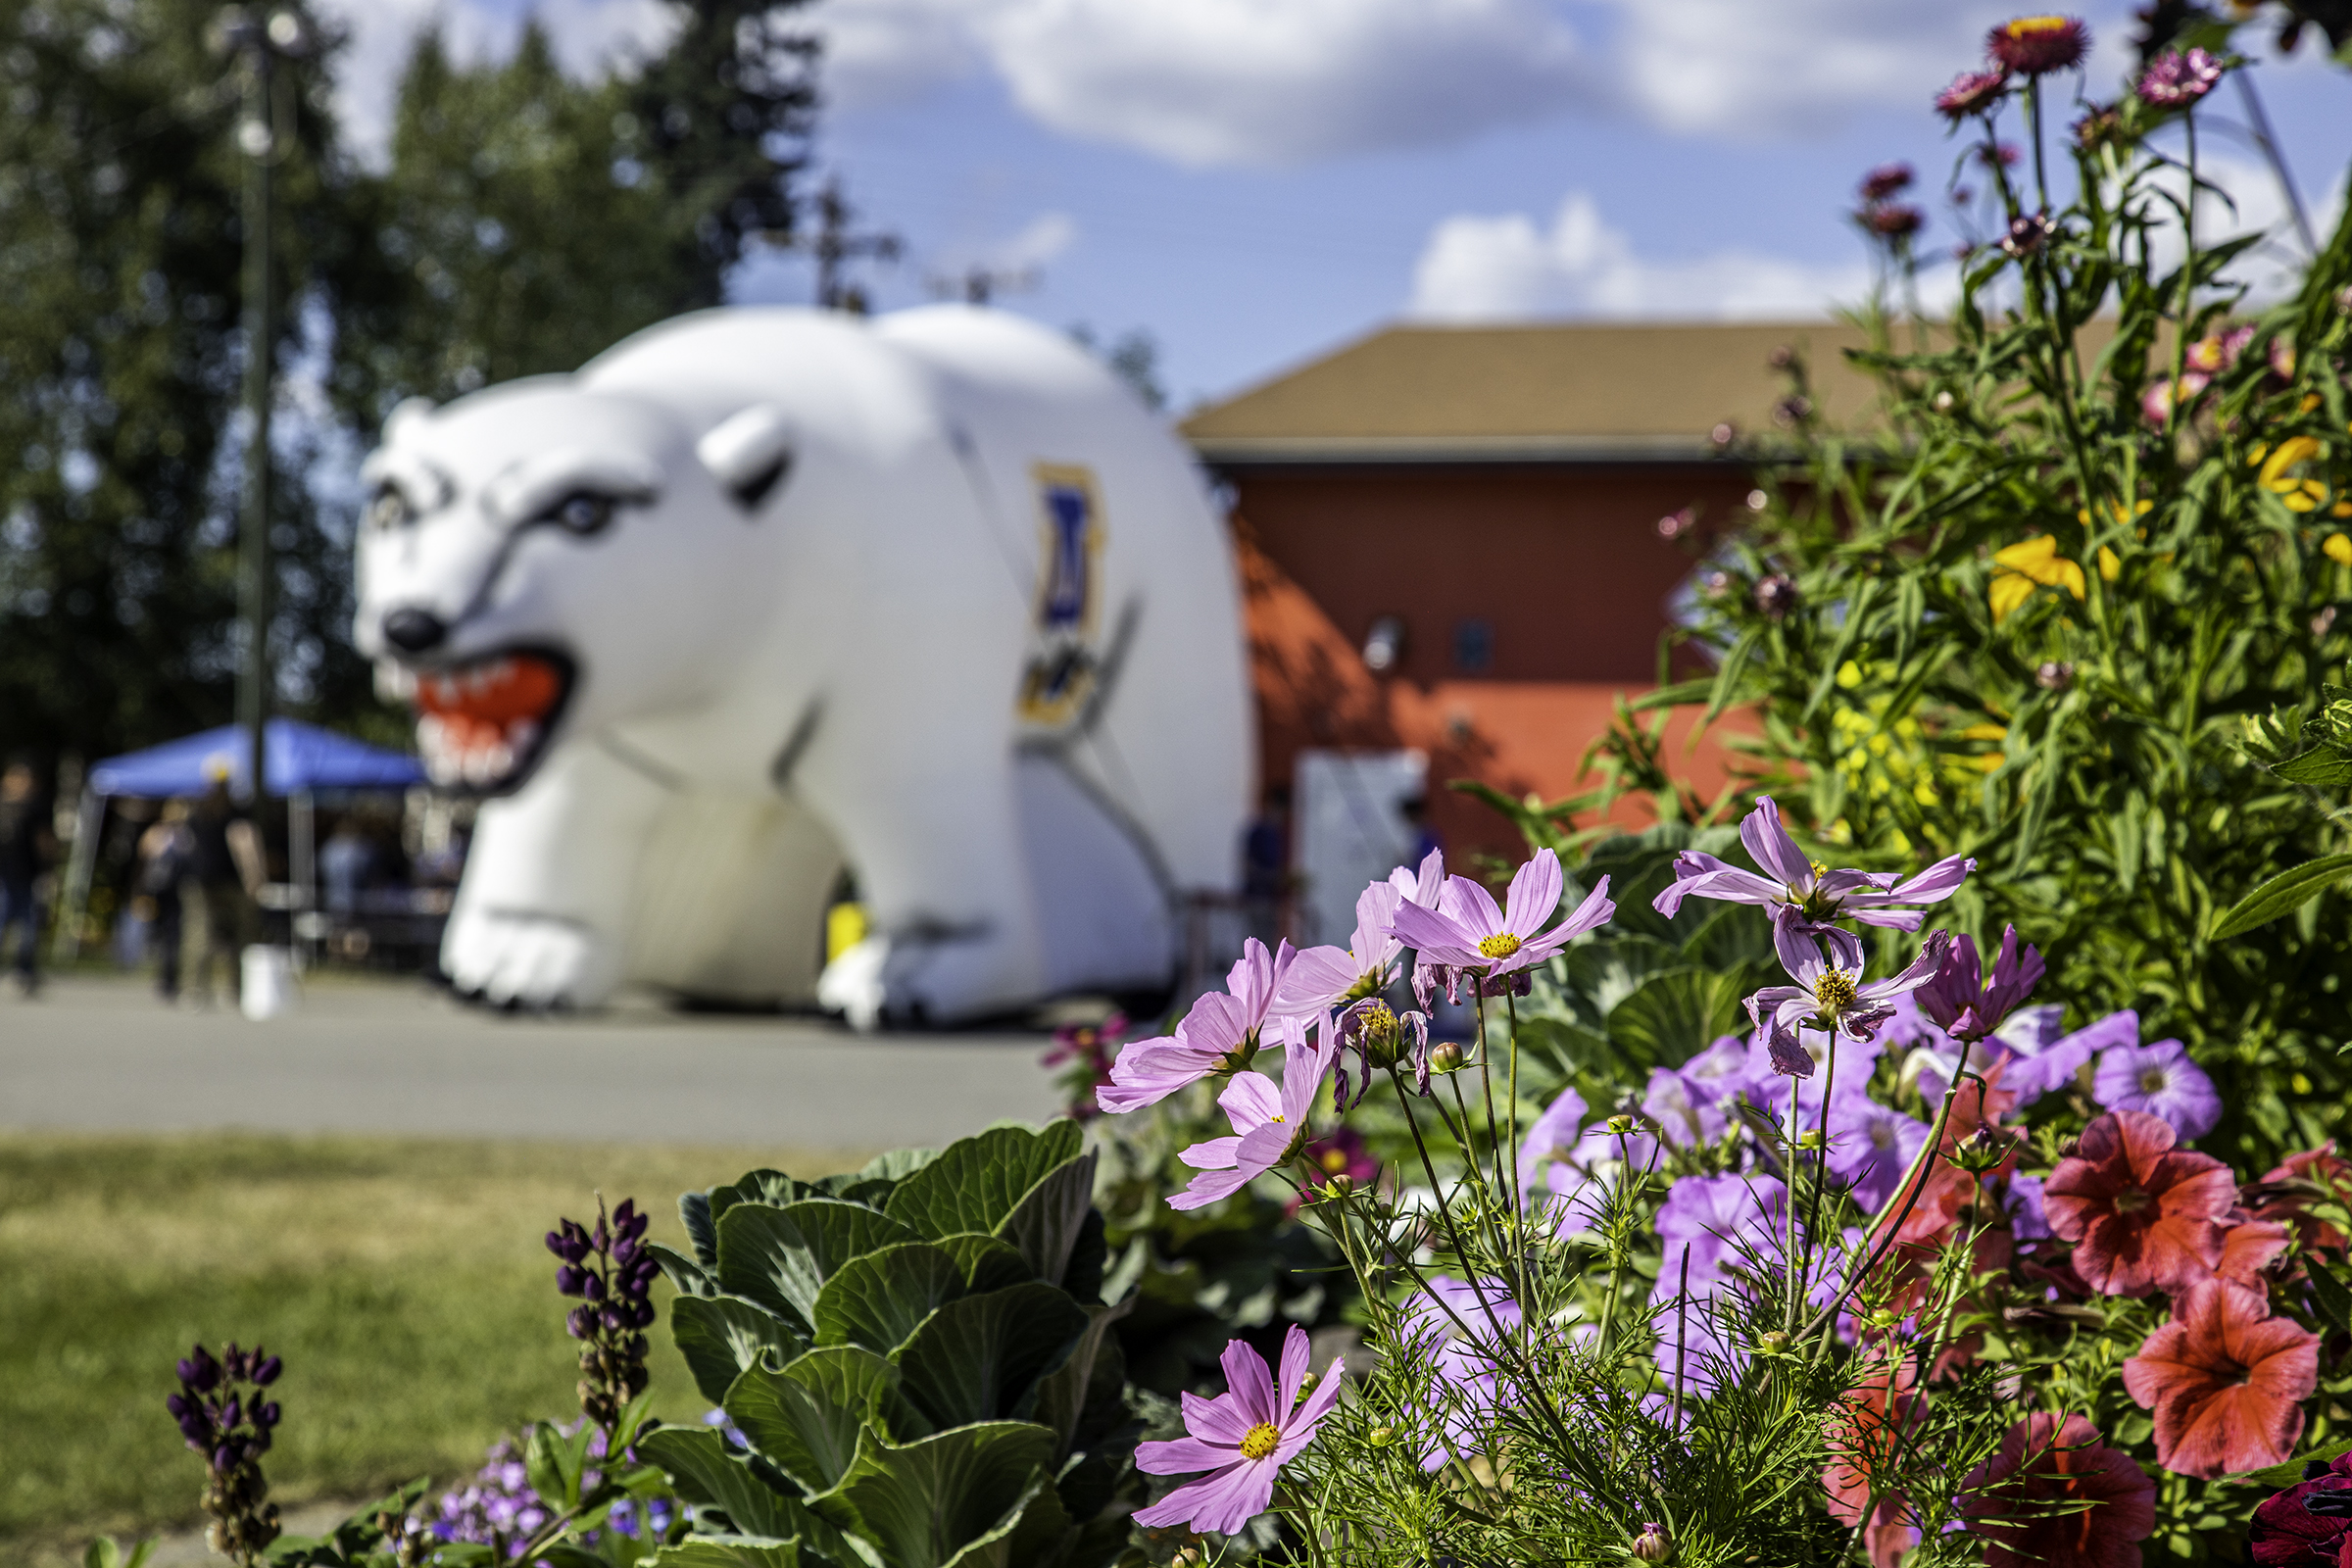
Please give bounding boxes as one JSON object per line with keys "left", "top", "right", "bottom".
{"left": 1018, "top": 463, "right": 1104, "bottom": 729}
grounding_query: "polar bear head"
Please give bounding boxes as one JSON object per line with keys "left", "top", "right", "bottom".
{"left": 354, "top": 378, "right": 796, "bottom": 792}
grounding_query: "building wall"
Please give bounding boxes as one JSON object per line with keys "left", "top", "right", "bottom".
{"left": 1231, "top": 464, "right": 1754, "bottom": 867}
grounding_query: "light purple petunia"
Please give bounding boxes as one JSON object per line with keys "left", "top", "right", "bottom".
{"left": 1388, "top": 851, "right": 1614, "bottom": 981}
{"left": 1133, "top": 1325, "right": 1345, "bottom": 1536}
{"left": 1099, "top": 938, "right": 1298, "bottom": 1114}
{"left": 1400, "top": 1276, "right": 1522, "bottom": 1469}
{"left": 1741, "top": 1020, "right": 1885, "bottom": 1123}
{"left": 1650, "top": 796, "right": 1975, "bottom": 933}
{"left": 1516, "top": 1087, "right": 1650, "bottom": 1202}
{"left": 2091, "top": 1035, "right": 2222, "bottom": 1141}
{"left": 1747, "top": 922, "right": 1952, "bottom": 1070}
{"left": 1655, "top": 1173, "right": 1788, "bottom": 1288}
{"left": 1169, "top": 1026, "right": 1338, "bottom": 1209}
{"left": 1911, "top": 926, "right": 2043, "bottom": 1043}
{"left": 1642, "top": 1062, "right": 1732, "bottom": 1152}
{"left": 2002, "top": 1172, "right": 2051, "bottom": 1242}
{"left": 1917, "top": 1005, "right": 2133, "bottom": 1110}
{"left": 1825, "top": 1092, "right": 1932, "bottom": 1213}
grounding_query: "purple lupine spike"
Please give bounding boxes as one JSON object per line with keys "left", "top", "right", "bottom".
{"left": 251, "top": 1355, "right": 281, "bottom": 1387}
{"left": 581, "top": 1272, "right": 605, "bottom": 1301}
{"left": 556, "top": 1265, "right": 584, "bottom": 1297}
{"left": 186, "top": 1347, "right": 220, "bottom": 1392}
{"left": 257, "top": 1401, "right": 280, "bottom": 1430}
{"left": 545, "top": 1230, "right": 569, "bottom": 1256}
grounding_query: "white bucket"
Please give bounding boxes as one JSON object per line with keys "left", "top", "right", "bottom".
{"left": 240, "top": 946, "right": 301, "bottom": 1021}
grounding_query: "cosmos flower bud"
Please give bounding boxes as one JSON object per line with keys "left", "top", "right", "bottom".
{"left": 1632, "top": 1523, "right": 1678, "bottom": 1563}
{"left": 1754, "top": 1330, "right": 1791, "bottom": 1356}
{"left": 1796, "top": 1129, "right": 1825, "bottom": 1152}
{"left": 1953, "top": 1125, "right": 2016, "bottom": 1174}
{"left": 1606, "top": 1114, "right": 1638, "bottom": 1135}
{"left": 1429, "top": 1042, "right": 1465, "bottom": 1074}
{"left": 1367, "top": 1425, "right": 1395, "bottom": 1447}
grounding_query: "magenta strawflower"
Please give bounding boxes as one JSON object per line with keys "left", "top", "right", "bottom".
{"left": 1747, "top": 923, "right": 1953, "bottom": 1072}
{"left": 2136, "top": 47, "right": 2225, "bottom": 109}
{"left": 1936, "top": 65, "right": 2011, "bottom": 120}
{"left": 1864, "top": 204, "right": 1925, "bottom": 240}
{"left": 1988, "top": 15, "right": 2089, "bottom": 74}
{"left": 1388, "top": 850, "right": 1613, "bottom": 981}
{"left": 1133, "top": 1326, "right": 1344, "bottom": 1536}
{"left": 1170, "top": 1026, "right": 1337, "bottom": 1210}
{"left": 1099, "top": 938, "right": 1298, "bottom": 1114}
{"left": 1859, "top": 163, "right": 1915, "bottom": 201}
{"left": 1651, "top": 796, "right": 1973, "bottom": 934}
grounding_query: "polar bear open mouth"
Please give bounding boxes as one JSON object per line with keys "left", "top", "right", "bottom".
{"left": 413, "top": 649, "right": 573, "bottom": 792}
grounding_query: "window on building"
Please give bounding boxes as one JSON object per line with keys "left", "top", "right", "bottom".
{"left": 1451, "top": 617, "right": 1494, "bottom": 673}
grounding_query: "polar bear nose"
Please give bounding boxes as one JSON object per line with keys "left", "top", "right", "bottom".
{"left": 382, "top": 607, "right": 450, "bottom": 655}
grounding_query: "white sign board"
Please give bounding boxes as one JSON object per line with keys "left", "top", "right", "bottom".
{"left": 1294, "top": 749, "right": 1427, "bottom": 949}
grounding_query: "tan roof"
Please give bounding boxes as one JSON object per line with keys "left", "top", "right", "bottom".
{"left": 1181, "top": 319, "right": 1898, "bottom": 466}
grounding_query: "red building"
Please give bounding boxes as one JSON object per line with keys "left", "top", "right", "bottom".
{"left": 1181, "top": 319, "right": 1886, "bottom": 895}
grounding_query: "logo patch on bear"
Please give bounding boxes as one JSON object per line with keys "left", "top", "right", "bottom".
{"left": 1017, "top": 463, "right": 1106, "bottom": 731}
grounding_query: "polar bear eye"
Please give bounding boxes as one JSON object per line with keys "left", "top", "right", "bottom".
{"left": 540, "top": 491, "right": 616, "bottom": 537}
{"left": 366, "top": 488, "right": 412, "bottom": 531}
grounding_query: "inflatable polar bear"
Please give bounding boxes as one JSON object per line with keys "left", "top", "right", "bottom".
{"left": 353, "top": 305, "right": 1251, "bottom": 1025}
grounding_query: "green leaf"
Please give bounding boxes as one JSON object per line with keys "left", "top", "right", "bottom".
{"left": 717, "top": 1200, "right": 920, "bottom": 1331}
{"left": 654, "top": 1241, "right": 718, "bottom": 1298}
{"left": 2228, "top": 1436, "right": 2352, "bottom": 1490}
{"left": 831, "top": 1424, "right": 1060, "bottom": 1568}
{"left": 652, "top": 1542, "right": 803, "bottom": 1568}
{"left": 635, "top": 1427, "right": 810, "bottom": 1541}
{"left": 884, "top": 1124, "right": 1083, "bottom": 1241}
{"left": 83, "top": 1539, "right": 158, "bottom": 1568}
{"left": 815, "top": 1244, "right": 972, "bottom": 1354}
{"left": 681, "top": 1192, "right": 721, "bottom": 1268}
{"left": 891, "top": 1283, "right": 1087, "bottom": 1430}
{"left": 728, "top": 1348, "right": 906, "bottom": 1494}
{"left": 993, "top": 1151, "right": 1099, "bottom": 1288}
{"left": 2275, "top": 747, "right": 2352, "bottom": 789}
{"left": 1627, "top": 678, "right": 1713, "bottom": 712}
{"left": 858, "top": 1147, "right": 943, "bottom": 1183}
{"left": 532, "top": 1547, "right": 608, "bottom": 1568}
{"left": 525, "top": 1420, "right": 570, "bottom": 1512}
{"left": 932, "top": 1234, "right": 1037, "bottom": 1295}
{"left": 1604, "top": 969, "right": 1749, "bottom": 1072}
{"left": 1029, "top": 1297, "right": 1135, "bottom": 1461}
{"left": 2311, "top": 1261, "right": 2352, "bottom": 1337}
{"left": 675, "top": 1295, "right": 810, "bottom": 1405}
{"left": 2211, "top": 854, "right": 2352, "bottom": 940}
{"left": 712, "top": 1170, "right": 825, "bottom": 1225}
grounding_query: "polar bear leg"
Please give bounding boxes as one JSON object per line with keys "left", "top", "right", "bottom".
{"left": 441, "top": 740, "right": 672, "bottom": 1008}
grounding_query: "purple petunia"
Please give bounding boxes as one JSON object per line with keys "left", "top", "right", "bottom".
{"left": 1099, "top": 939, "right": 1298, "bottom": 1114}
{"left": 1642, "top": 1062, "right": 1733, "bottom": 1152}
{"left": 1134, "top": 1326, "right": 1345, "bottom": 1537}
{"left": 1651, "top": 797, "right": 1974, "bottom": 935}
{"left": 1826, "top": 1093, "right": 1932, "bottom": 1213}
{"left": 1169, "top": 1026, "right": 1337, "bottom": 1210}
{"left": 1389, "top": 851, "right": 1613, "bottom": 983}
{"left": 1748, "top": 922, "right": 1952, "bottom": 1070}
{"left": 1655, "top": 1173, "right": 1789, "bottom": 1288}
{"left": 2002, "top": 1172, "right": 2052, "bottom": 1242}
{"left": 2092, "top": 1035, "right": 2222, "bottom": 1141}
{"left": 1400, "top": 1276, "right": 1522, "bottom": 1469}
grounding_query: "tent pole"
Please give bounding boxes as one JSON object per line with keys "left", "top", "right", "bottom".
{"left": 52, "top": 786, "right": 103, "bottom": 964}
{"left": 291, "top": 787, "right": 315, "bottom": 966}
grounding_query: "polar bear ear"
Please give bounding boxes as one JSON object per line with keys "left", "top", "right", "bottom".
{"left": 697, "top": 403, "right": 796, "bottom": 514}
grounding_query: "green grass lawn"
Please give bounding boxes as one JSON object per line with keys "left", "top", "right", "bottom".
{"left": 0, "top": 1132, "right": 878, "bottom": 1565}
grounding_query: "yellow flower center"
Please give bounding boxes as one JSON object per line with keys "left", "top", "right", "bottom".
{"left": 1813, "top": 970, "right": 1859, "bottom": 1011}
{"left": 2005, "top": 15, "right": 2070, "bottom": 38}
{"left": 1477, "top": 932, "right": 1523, "bottom": 960}
{"left": 1320, "top": 1148, "right": 1348, "bottom": 1172}
{"left": 1239, "top": 1422, "right": 1281, "bottom": 1460}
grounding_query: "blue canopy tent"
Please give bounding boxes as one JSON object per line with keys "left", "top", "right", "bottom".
{"left": 57, "top": 719, "right": 426, "bottom": 960}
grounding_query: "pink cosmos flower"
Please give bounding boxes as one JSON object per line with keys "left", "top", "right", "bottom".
{"left": 1099, "top": 939, "right": 1298, "bottom": 1114}
{"left": 1133, "top": 1326, "right": 1345, "bottom": 1537}
{"left": 1389, "top": 850, "right": 1613, "bottom": 981}
{"left": 1170, "top": 1026, "right": 1337, "bottom": 1210}
{"left": 1747, "top": 923, "right": 1953, "bottom": 1072}
{"left": 1274, "top": 878, "right": 1410, "bottom": 1020}
{"left": 1652, "top": 796, "right": 1973, "bottom": 934}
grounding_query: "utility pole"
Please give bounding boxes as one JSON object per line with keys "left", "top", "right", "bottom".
{"left": 213, "top": 6, "right": 311, "bottom": 804}
{"left": 808, "top": 177, "right": 902, "bottom": 313}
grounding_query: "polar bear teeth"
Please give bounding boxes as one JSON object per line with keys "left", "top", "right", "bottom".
{"left": 411, "top": 652, "right": 564, "bottom": 788}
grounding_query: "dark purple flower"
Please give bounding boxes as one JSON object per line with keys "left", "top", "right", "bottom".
{"left": 2136, "top": 47, "right": 2224, "bottom": 109}
{"left": 1863, "top": 204, "right": 1926, "bottom": 239}
{"left": 1753, "top": 572, "right": 1800, "bottom": 618}
{"left": 1859, "top": 163, "right": 1915, "bottom": 201}
{"left": 1936, "top": 66, "right": 2011, "bottom": 120}
{"left": 2092, "top": 1036, "right": 2222, "bottom": 1141}
{"left": 1987, "top": 15, "right": 2089, "bottom": 74}
{"left": 1913, "top": 926, "right": 2043, "bottom": 1042}
{"left": 2002, "top": 213, "right": 2055, "bottom": 258}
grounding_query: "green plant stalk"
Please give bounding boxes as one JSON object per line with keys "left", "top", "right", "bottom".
{"left": 2166, "top": 110, "right": 2199, "bottom": 449}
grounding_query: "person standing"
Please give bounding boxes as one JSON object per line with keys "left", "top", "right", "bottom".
{"left": 188, "top": 773, "right": 265, "bottom": 1005}
{"left": 135, "top": 801, "right": 196, "bottom": 1002}
{"left": 0, "top": 760, "right": 55, "bottom": 995}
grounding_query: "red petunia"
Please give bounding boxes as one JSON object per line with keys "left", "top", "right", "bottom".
{"left": 2254, "top": 1141, "right": 2352, "bottom": 1254}
{"left": 2122, "top": 1278, "right": 2319, "bottom": 1479}
{"left": 1824, "top": 1357, "right": 1923, "bottom": 1568}
{"left": 1961, "top": 1412, "right": 2154, "bottom": 1568}
{"left": 2044, "top": 1110, "right": 2234, "bottom": 1296}
{"left": 2251, "top": 1448, "right": 2352, "bottom": 1567}
{"left": 1988, "top": 15, "right": 2090, "bottom": 74}
{"left": 2216, "top": 1215, "right": 2292, "bottom": 1295}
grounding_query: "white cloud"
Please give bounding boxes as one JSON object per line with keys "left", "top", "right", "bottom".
{"left": 1408, "top": 190, "right": 1871, "bottom": 320}
{"left": 2128, "top": 152, "right": 2347, "bottom": 305}
{"left": 819, "top": 0, "right": 1587, "bottom": 166}
{"left": 317, "top": 0, "right": 676, "bottom": 165}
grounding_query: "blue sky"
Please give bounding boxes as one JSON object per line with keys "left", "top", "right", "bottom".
{"left": 320, "top": 0, "right": 2351, "bottom": 412}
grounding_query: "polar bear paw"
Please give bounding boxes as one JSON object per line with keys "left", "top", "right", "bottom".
{"left": 442, "top": 908, "right": 619, "bottom": 1010}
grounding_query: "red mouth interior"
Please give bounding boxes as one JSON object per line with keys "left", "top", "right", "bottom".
{"left": 414, "top": 653, "right": 564, "bottom": 787}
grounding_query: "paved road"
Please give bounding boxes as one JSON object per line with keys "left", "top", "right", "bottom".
{"left": 0, "top": 973, "right": 1061, "bottom": 1147}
